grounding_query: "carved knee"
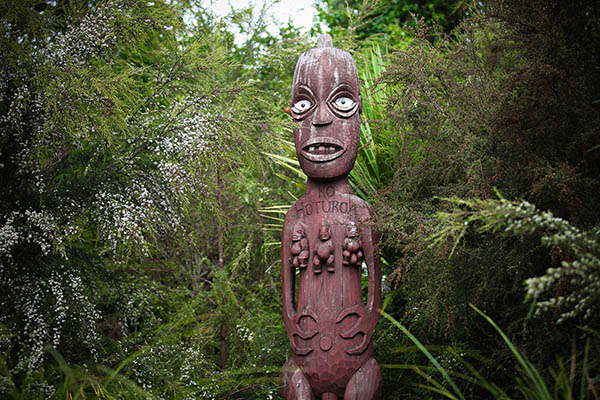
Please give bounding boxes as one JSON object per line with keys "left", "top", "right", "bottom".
{"left": 344, "top": 358, "right": 382, "bottom": 400}
{"left": 281, "top": 358, "right": 315, "bottom": 400}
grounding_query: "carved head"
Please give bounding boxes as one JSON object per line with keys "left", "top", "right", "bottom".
{"left": 346, "top": 221, "right": 359, "bottom": 238}
{"left": 292, "top": 222, "right": 305, "bottom": 241}
{"left": 290, "top": 34, "right": 361, "bottom": 181}
{"left": 318, "top": 217, "right": 331, "bottom": 241}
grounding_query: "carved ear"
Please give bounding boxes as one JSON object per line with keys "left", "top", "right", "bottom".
{"left": 358, "top": 95, "right": 363, "bottom": 114}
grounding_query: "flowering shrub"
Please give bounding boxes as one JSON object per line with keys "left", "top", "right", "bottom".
{"left": 40, "top": 1, "right": 121, "bottom": 68}
{"left": 8, "top": 269, "right": 101, "bottom": 373}
{"left": 0, "top": 0, "right": 250, "bottom": 393}
{"left": 430, "top": 197, "right": 600, "bottom": 323}
{"left": 0, "top": 0, "right": 287, "bottom": 397}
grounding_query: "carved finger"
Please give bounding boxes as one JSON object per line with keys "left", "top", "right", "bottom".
{"left": 344, "top": 332, "right": 370, "bottom": 355}
{"left": 297, "top": 308, "right": 319, "bottom": 323}
{"left": 339, "top": 319, "right": 364, "bottom": 339}
{"left": 294, "top": 328, "right": 318, "bottom": 340}
{"left": 291, "top": 338, "right": 314, "bottom": 356}
{"left": 335, "top": 304, "right": 364, "bottom": 324}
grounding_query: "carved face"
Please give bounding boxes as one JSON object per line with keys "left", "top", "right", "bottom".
{"left": 319, "top": 223, "right": 331, "bottom": 241}
{"left": 291, "top": 46, "right": 361, "bottom": 180}
{"left": 292, "top": 223, "right": 304, "bottom": 241}
{"left": 346, "top": 221, "right": 358, "bottom": 238}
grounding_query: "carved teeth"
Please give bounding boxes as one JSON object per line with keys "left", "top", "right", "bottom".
{"left": 304, "top": 144, "right": 342, "bottom": 155}
{"left": 300, "top": 138, "right": 346, "bottom": 162}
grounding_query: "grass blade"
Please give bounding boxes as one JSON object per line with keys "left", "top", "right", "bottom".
{"left": 470, "top": 304, "right": 551, "bottom": 399}
{"left": 381, "top": 310, "right": 466, "bottom": 400}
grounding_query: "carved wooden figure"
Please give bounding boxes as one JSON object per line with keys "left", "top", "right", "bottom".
{"left": 314, "top": 217, "right": 335, "bottom": 274}
{"left": 291, "top": 222, "right": 309, "bottom": 269}
{"left": 343, "top": 221, "right": 363, "bottom": 268}
{"left": 281, "top": 34, "right": 382, "bottom": 400}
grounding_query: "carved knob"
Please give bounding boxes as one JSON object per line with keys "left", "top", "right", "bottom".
{"left": 319, "top": 336, "right": 332, "bottom": 351}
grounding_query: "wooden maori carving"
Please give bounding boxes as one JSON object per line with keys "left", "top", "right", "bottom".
{"left": 281, "top": 34, "right": 382, "bottom": 400}
{"left": 343, "top": 222, "right": 363, "bottom": 268}
{"left": 314, "top": 217, "right": 334, "bottom": 274}
{"left": 291, "top": 222, "right": 309, "bottom": 269}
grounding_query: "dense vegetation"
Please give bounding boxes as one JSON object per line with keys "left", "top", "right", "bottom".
{"left": 1, "top": 0, "right": 598, "bottom": 398}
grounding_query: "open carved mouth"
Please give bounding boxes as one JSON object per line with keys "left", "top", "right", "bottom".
{"left": 300, "top": 137, "right": 346, "bottom": 162}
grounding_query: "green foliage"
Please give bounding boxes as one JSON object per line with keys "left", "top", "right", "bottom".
{"left": 1, "top": 0, "right": 288, "bottom": 398}
{"left": 370, "top": 0, "right": 600, "bottom": 397}
{"left": 430, "top": 196, "right": 600, "bottom": 323}
{"left": 315, "top": 0, "right": 466, "bottom": 45}
{"left": 383, "top": 305, "right": 600, "bottom": 400}
{"left": 382, "top": 309, "right": 466, "bottom": 400}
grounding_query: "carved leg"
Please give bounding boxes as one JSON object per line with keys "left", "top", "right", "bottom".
{"left": 322, "top": 393, "right": 338, "bottom": 400}
{"left": 281, "top": 358, "right": 315, "bottom": 400}
{"left": 343, "top": 357, "right": 382, "bottom": 400}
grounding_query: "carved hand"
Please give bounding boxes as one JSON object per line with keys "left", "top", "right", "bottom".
{"left": 290, "top": 308, "right": 319, "bottom": 356}
{"left": 335, "top": 304, "right": 376, "bottom": 355}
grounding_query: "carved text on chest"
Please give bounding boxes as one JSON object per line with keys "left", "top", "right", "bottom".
{"left": 294, "top": 186, "right": 362, "bottom": 219}
{"left": 294, "top": 199, "right": 359, "bottom": 218}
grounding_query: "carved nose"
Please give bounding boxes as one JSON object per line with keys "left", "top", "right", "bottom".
{"left": 312, "top": 104, "right": 333, "bottom": 126}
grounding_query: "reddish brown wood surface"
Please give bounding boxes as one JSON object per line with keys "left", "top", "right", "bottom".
{"left": 281, "top": 34, "right": 382, "bottom": 400}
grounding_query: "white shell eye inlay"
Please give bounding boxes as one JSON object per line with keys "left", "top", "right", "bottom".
{"left": 333, "top": 96, "right": 355, "bottom": 111}
{"left": 292, "top": 99, "right": 312, "bottom": 113}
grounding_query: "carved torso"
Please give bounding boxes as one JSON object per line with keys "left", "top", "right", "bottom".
{"left": 282, "top": 181, "right": 380, "bottom": 398}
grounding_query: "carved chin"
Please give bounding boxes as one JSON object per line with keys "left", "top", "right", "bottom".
{"left": 299, "top": 137, "right": 346, "bottom": 163}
